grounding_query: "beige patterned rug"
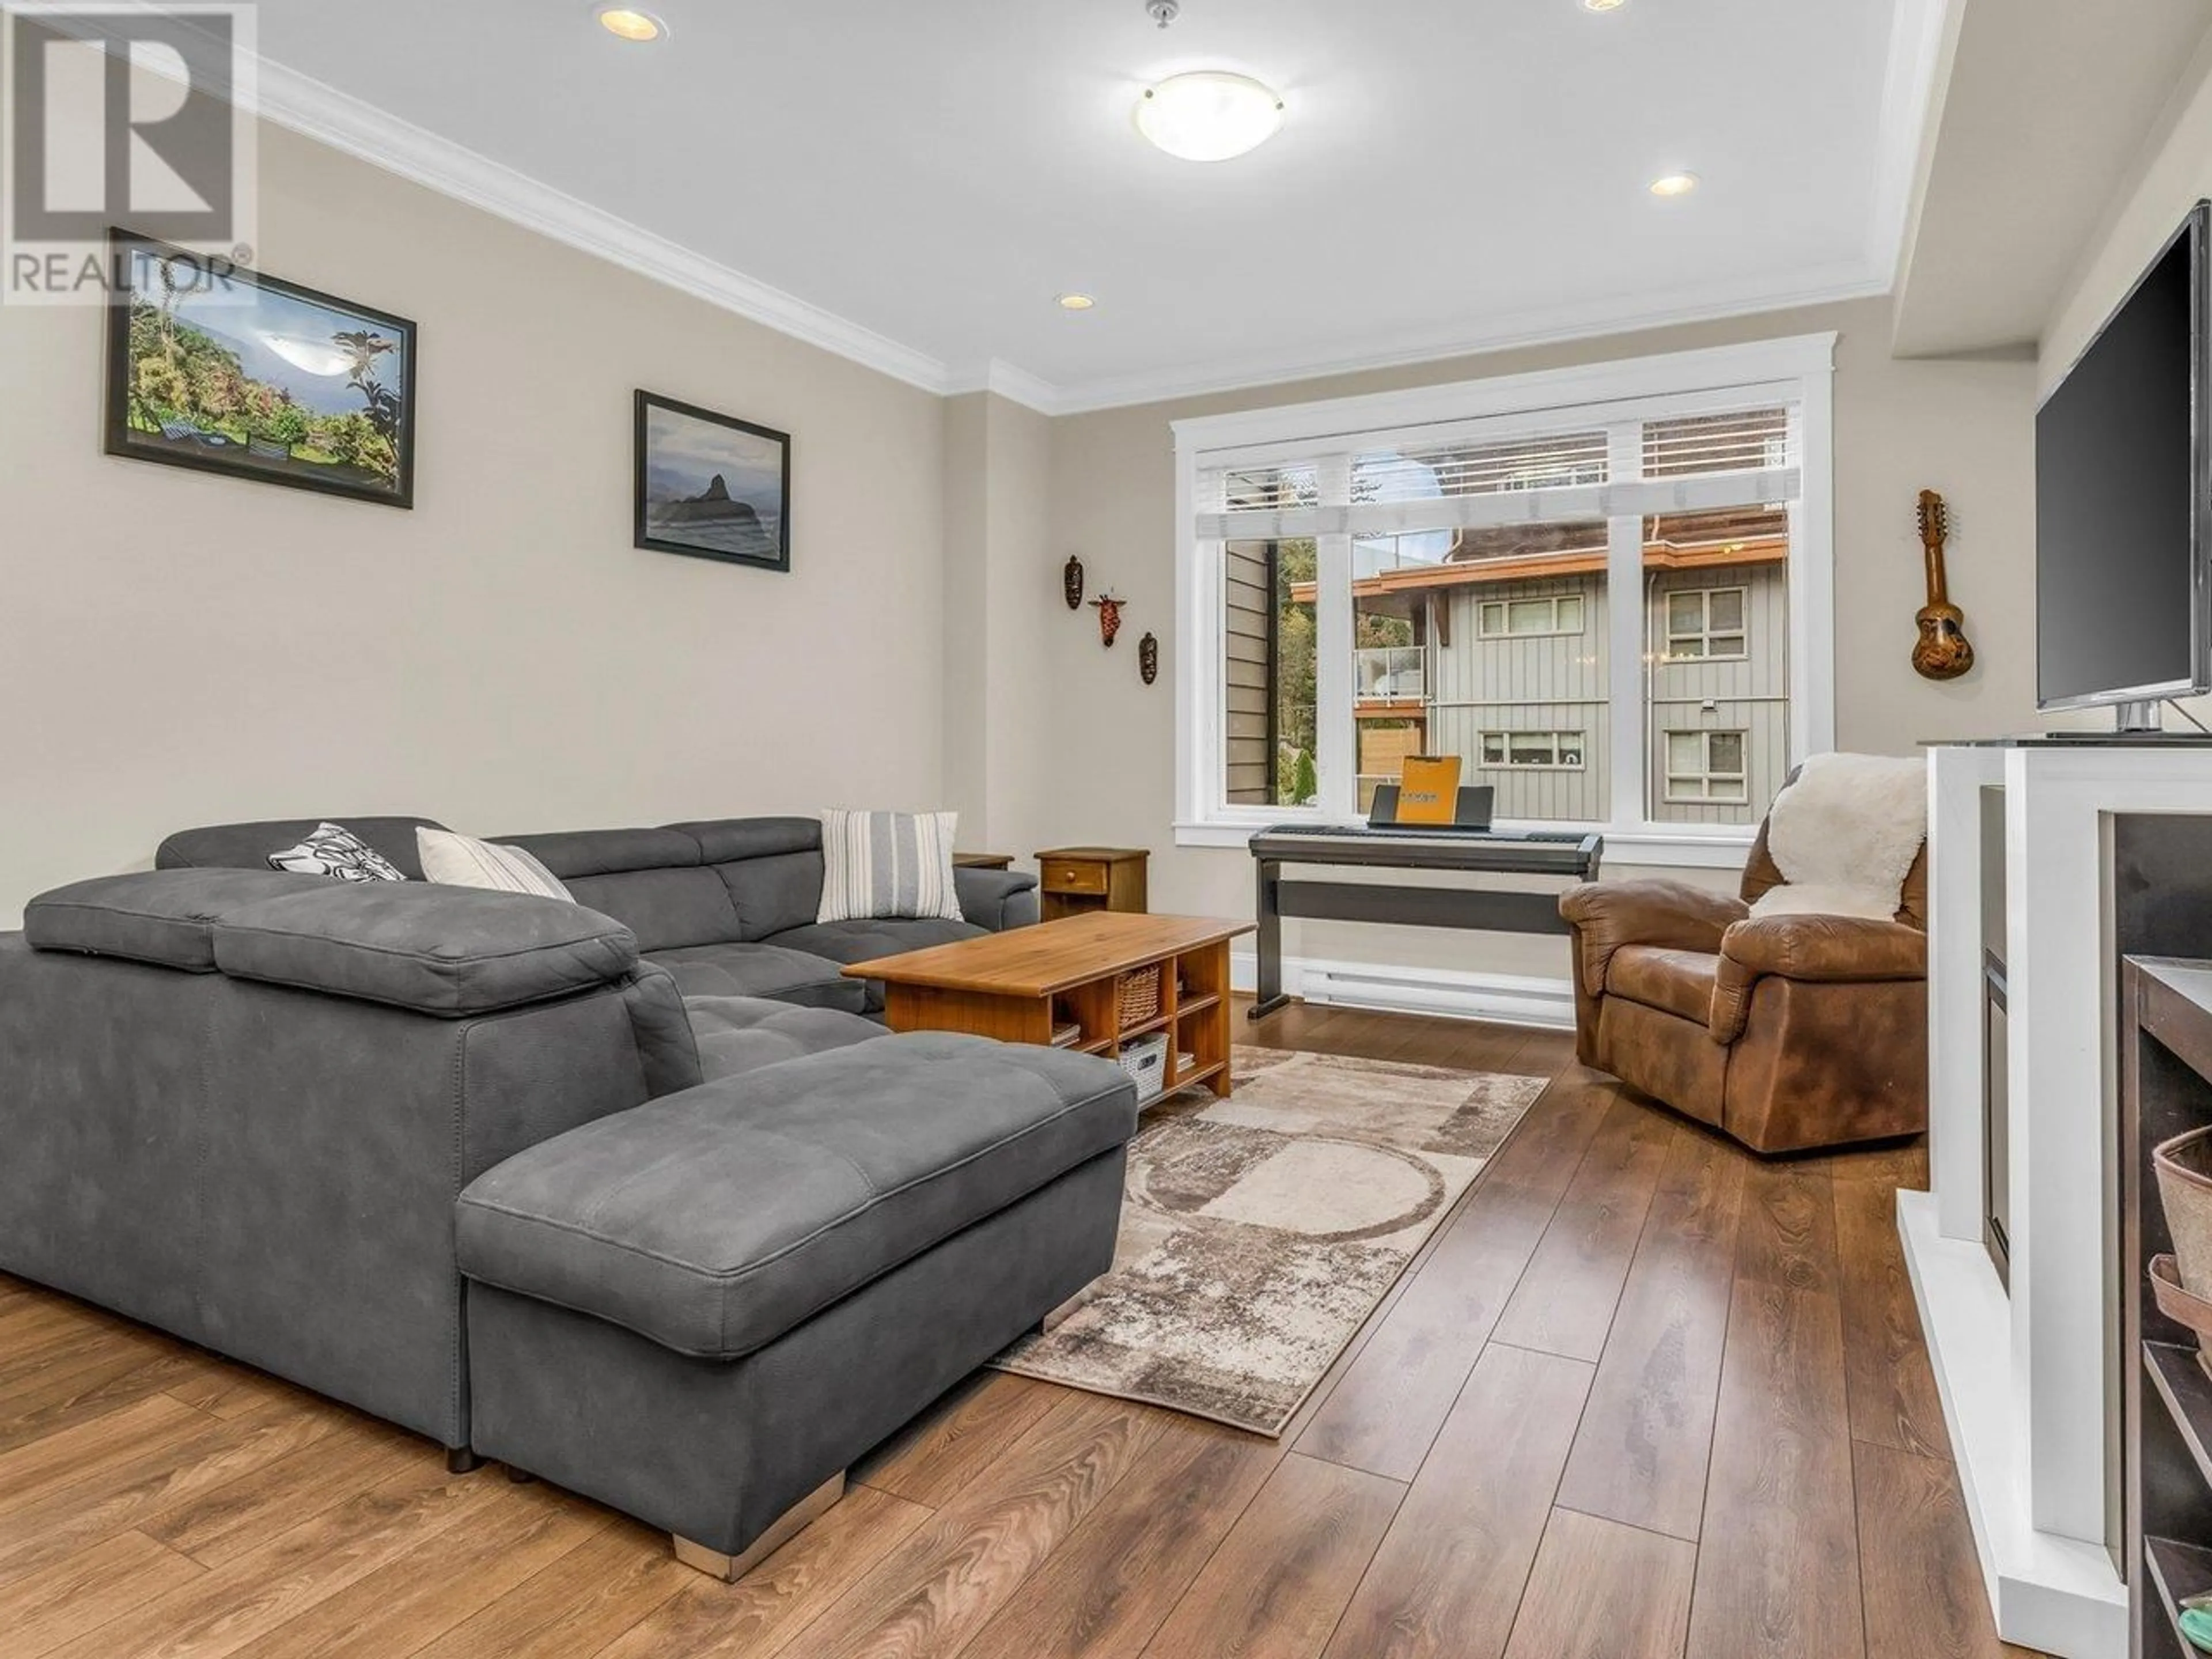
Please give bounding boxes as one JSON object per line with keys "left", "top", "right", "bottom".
{"left": 992, "top": 1045, "right": 1547, "bottom": 1436}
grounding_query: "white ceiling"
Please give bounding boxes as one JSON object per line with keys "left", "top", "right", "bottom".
{"left": 237, "top": 0, "right": 1929, "bottom": 409}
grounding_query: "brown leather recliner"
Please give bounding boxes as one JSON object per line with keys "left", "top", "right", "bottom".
{"left": 1557, "top": 814, "right": 1927, "bottom": 1154}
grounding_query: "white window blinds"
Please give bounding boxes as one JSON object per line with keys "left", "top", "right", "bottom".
{"left": 1194, "top": 406, "right": 1797, "bottom": 543}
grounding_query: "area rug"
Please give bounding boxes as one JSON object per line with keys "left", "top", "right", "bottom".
{"left": 991, "top": 1045, "right": 1547, "bottom": 1436}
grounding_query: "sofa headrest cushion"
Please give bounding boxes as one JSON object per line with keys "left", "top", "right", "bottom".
{"left": 668, "top": 817, "right": 822, "bottom": 865}
{"left": 156, "top": 818, "right": 446, "bottom": 880}
{"left": 212, "top": 884, "right": 639, "bottom": 1016}
{"left": 496, "top": 827, "right": 701, "bottom": 881}
{"left": 26, "top": 869, "right": 326, "bottom": 971}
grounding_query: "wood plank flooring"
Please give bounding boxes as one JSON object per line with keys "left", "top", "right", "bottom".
{"left": 0, "top": 999, "right": 2040, "bottom": 1658}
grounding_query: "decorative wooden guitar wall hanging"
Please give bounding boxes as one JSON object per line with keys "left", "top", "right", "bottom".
{"left": 1911, "top": 488, "right": 1975, "bottom": 681}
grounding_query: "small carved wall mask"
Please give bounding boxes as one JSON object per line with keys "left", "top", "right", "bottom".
{"left": 1090, "top": 592, "right": 1126, "bottom": 646}
{"left": 1063, "top": 554, "right": 1085, "bottom": 610}
{"left": 1138, "top": 631, "right": 1159, "bottom": 684}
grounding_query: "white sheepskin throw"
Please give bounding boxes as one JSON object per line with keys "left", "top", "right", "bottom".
{"left": 1749, "top": 752, "right": 1927, "bottom": 921}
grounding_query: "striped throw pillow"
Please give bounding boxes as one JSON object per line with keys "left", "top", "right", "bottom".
{"left": 416, "top": 828, "right": 573, "bottom": 901}
{"left": 816, "top": 810, "right": 964, "bottom": 924}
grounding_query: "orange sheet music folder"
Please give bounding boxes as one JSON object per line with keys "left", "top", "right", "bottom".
{"left": 1394, "top": 755, "right": 1463, "bottom": 824}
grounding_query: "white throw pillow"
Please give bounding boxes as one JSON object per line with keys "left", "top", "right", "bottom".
{"left": 416, "top": 828, "right": 572, "bottom": 901}
{"left": 268, "top": 822, "right": 406, "bottom": 884}
{"left": 817, "top": 809, "right": 964, "bottom": 924}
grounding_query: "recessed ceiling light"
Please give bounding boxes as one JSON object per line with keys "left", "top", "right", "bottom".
{"left": 1057, "top": 293, "right": 1097, "bottom": 311}
{"left": 594, "top": 6, "right": 667, "bottom": 43}
{"left": 1649, "top": 172, "right": 1699, "bottom": 197}
{"left": 1136, "top": 71, "right": 1285, "bottom": 162}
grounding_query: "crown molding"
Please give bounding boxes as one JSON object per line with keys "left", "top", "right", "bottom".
{"left": 1039, "top": 263, "right": 1891, "bottom": 416}
{"left": 225, "top": 50, "right": 960, "bottom": 396}
{"left": 941, "top": 358, "right": 1066, "bottom": 416}
{"left": 1869, "top": 0, "right": 1964, "bottom": 293}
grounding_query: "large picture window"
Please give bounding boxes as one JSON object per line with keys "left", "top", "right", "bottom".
{"left": 1175, "top": 337, "right": 1835, "bottom": 863}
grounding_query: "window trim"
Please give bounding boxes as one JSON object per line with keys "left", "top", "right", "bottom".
{"left": 1662, "top": 728, "right": 1751, "bottom": 804}
{"left": 1172, "top": 334, "right": 1836, "bottom": 869}
{"left": 1660, "top": 585, "right": 1751, "bottom": 664}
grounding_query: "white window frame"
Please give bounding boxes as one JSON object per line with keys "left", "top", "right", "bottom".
{"left": 1476, "top": 594, "right": 1586, "bottom": 641}
{"left": 1660, "top": 586, "right": 1750, "bottom": 662}
{"left": 1478, "top": 730, "right": 1589, "bottom": 772}
{"left": 1662, "top": 729, "right": 1751, "bottom": 803}
{"left": 1172, "top": 334, "right": 1835, "bottom": 868}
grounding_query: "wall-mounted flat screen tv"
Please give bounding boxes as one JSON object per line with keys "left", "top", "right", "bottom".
{"left": 2036, "top": 200, "right": 2212, "bottom": 715}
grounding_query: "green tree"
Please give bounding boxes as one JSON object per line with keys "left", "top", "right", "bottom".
{"left": 1291, "top": 748, "right": 1319, "bottom": 806}
{"left": 1273, "top": 539, "right": 1319, "bottom": 793}
{"left": 132, "top": 354, "right": 188, "bottom": 424}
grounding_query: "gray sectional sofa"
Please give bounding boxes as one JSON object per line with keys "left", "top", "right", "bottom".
{"left": 0, "top": 814, "right": 1133, "bottom": 1579}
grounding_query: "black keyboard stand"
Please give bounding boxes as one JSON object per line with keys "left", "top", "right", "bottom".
{"left": 1247, "top": 827, "right": 1604, "bottom": 1020}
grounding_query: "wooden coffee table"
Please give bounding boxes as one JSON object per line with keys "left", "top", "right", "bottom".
{"left": 843, "top": 912, "right": 1253, "bottom": 1099}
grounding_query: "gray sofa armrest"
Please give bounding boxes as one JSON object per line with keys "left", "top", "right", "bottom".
{"left": 955, "top": 866, "right": 1039, "bottom": 931}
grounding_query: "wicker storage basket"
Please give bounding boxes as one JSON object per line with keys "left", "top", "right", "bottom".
{"left": 1118, "top": 965, "right": 1162, "bottom": 1027}
{"left": 2153, "top": 1125, "right": 2212, "bottom": 1376}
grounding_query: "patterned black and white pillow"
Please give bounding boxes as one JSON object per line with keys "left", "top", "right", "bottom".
{"left": 267, "top": 822, "right": 408, "bottom": 884}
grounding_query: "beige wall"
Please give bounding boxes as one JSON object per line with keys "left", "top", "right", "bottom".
{"left": 2043, "top": 27, "right": 2212, "bottom": 383}
{"left": 1035, "top": 296, "right": 2037, "bottom": 980}
{"left": 0, "top": 120, "right": 949, "bottom": 928}
{"left": 941, "top": 393, "right": 1061, "bottom": 851}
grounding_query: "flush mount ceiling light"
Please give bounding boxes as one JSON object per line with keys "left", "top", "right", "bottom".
{"left": 1649, "top": 171, "right": 1700, "bottom": 197}
{"left": 1056, "top": 293, "right": 1097, "bottom": 310}
{"left": 594, "top": 5, "right": 668, "bottom": 43}
{"left": 1582, "top": 0, "right": 1627, "bottom": 10}
{"left": 1136, "top": 71, "right": 1285, "bottom": 162}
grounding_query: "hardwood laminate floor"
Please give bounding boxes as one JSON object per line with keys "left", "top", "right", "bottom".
{"left": 0, "top": 1000, "right": 2040, "bottom": 1658}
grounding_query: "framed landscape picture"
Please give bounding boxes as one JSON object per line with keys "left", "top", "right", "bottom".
{"left": 103, "top": 228, "right": 416, "bottom": 508}
{"left": 634, "top": 391, "right": 790, "bottom": 571}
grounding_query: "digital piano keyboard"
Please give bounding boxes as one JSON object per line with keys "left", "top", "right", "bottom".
{"left": 1247, "top": 824, "right": 1604, "bottom": 1018}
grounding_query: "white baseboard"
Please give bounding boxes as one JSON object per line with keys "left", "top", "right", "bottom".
{"left": 1230, "top": 949, "right": 1575, "bottom": 1030}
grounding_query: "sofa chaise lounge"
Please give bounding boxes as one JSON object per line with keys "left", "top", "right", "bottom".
{"left": 0, "top": 814, "right": 1133, "bottom": 1578}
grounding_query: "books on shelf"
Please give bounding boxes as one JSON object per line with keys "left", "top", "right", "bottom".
{"left": 1050, "top": 1021, "right": 1082, "bottom": 1049}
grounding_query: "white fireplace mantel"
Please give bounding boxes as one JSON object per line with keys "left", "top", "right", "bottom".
{"left": 1908, "top": 740, "right": 2212, "bottom": 1658}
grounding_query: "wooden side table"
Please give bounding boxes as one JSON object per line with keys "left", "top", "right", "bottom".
{"left": 1035, "top": 847, "right": 1149, "bottom": 922}
{"left": 952, "top": 853, "right": 1014, "bottom": 870}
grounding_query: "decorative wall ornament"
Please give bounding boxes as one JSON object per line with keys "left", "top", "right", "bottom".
{"left": 1091, "top": 591, "right": 1127, "bottom": 647}
{"left": 104, "top": 228, "right": 417, "bottom": 508}
{"left": 635, "top": 391, "right": 791, "bottom": 571}
{"left": 1911, "top": 488, "right": 1975, "bottom": 681}
{"left": 1138, "top": 631, "right": 1159, "bottom": 684}
{"left": 1063, "top": 552, "right": 1086, "bottom": 610}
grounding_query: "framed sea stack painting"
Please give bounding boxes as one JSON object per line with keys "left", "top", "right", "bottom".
{"left": 634, "top": 391, "right": 791, "bottom": 571}
{"left": 103, "top": 228, "right": 416, "bottom": 508}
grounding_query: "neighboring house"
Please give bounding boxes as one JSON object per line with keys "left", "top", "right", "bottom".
{"left": 1240, "top": 507, "right": 1789, "bottom": 825}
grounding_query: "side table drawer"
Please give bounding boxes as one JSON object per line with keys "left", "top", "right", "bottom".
{"left": 1041, "top": 859, "right": 1108, "bottom": 896}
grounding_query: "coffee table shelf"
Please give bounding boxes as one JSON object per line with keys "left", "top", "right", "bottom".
{"left": 844, "top": 913, "right": 1253, "bottom": 1101}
